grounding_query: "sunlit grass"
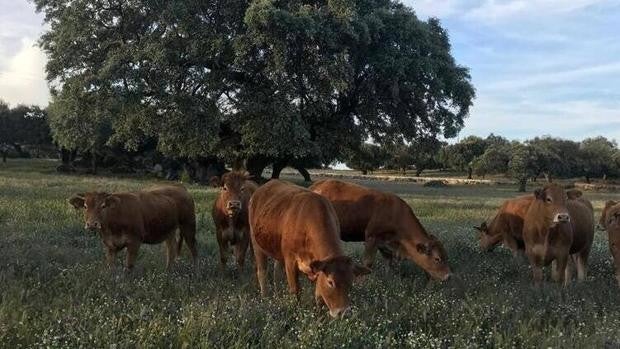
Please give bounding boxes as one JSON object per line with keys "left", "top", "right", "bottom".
{"left": 1, "top": 159, "right": 620, "bottom": 347}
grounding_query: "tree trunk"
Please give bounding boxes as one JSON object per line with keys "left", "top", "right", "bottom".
{"left": 415, "top": 168, "right": 422, "bottom": 177}
{"left": 401, "top": 167, "right": 406, "bottom": 175}
{"left": 294, "top": 165, "right": 311, "bottom": 182}
{"left": 232, "top": 158, "right": 244, "bottom": 171}
{"left": 91, "top": 150, "right": 98, "bottom": 175}
{"left": 271, "top": 160, "right": 286, "bottom": 179}
{"left": 467, "top": 167, "right": 473, "bottom": 180}
{"left": 543, "top": 172, "right": 551, "bottom": 183}
{"left": 2, "top": 151, "right": 6, "bottom": 163}
{"left": 361, "top": 169, "right": 368, "bottom": 175}
{"left": 518, "top": 178, "right": 527, "bottom": 192}
{"left": 585, "top": 176, "right": 591, "bottom": 184}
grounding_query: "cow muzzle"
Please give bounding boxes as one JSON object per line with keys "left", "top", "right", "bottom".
{"left": 85, "top": 221, "right": 102, "bottom": 230}
{"left": 226, "top": 200, "right": 242, "bottom": 216}
{"left": 329, "top": 306, "right": 351, "bottom": 319}
{"left": 553, "top": 213, "right": 571, "bottom": 223}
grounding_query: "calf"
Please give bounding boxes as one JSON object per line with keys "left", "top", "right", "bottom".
{"left": 211, "top": 171, "right": 258, "bottom": 270}
{"left": 598, "top": 200, "right": 620, "bottom": 286}
{"left": 309, "top": 179, "right": 451, "bottom": 281}
{"left": 522, "top": 184, "right": 594, "bottom": 285}
{"left": 69, "top": 185, "right": 197, "bottom": 270}
{"left": 474, "top": 195, "right": 533, "bottom": 255}
{"left": 249, "top": 180, "right": 370, "bottom": 318}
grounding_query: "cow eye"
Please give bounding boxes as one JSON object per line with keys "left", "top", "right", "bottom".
{"left": 222, "top": 185, "right": 228, "bottom": 191}
{"left": 100, "top": 203, "right": 106, "bottom": 209}
{"left": 327, "top": 279, "right": 335, "bottom": 289}
{"left": 84, "top": 204, "right": 88, "bottom": 209}
{"left": 434, "top": 256, "right": 441, "bottom": 263}
{"left": 546, "top": 197, "right": 552, "bottom": 203}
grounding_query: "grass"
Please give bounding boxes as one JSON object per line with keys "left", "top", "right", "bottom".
{"left": 2, "top": 159, "right": 620, "bottom": 348}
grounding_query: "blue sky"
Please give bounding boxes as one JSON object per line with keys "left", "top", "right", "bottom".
{"left": 1, "top": 0, "right": 619, "bottom": 142}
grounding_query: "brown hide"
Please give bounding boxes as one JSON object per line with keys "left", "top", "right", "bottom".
{"left": 522, "top": 184, "right": 593, "bottom": 285}
{"left": 475, "top": 195, "right": 533, "bottom": 254}
{"left": 249, "top": 180, "right": 369, "bottom": 318}
{"left": 309, "top": 179, "right": 450, "bottom": 281}
{"left": 69, "top": 185, "right": 197, "bottom": 270}
{"left": 211, "top": 171, "right": 258, "bottom": 270}
{"left": 599, "top": 200, "right": 620, "bottom": 286}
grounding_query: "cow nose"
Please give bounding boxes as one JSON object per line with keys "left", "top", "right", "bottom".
{"left": 442, "top": 273, "right": 452, "bottom": 281}
{"left": 554, "top": 213, "right": 570, "bottom": 223}
{"left": 329, "top": 307, "right": 351, "bottom": 318}
{"left": 85, "top": 221, "right": 101, "bottom": 230}
{"left": 227, "top": 201, "right": 242, "bottom": 210}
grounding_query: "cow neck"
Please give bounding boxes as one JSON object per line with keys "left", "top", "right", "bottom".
{"left": 525, "top": 200, "right": 550, "bottom": 237}
{"left": 400, "top": 206, "right": 433, "bottom": 245}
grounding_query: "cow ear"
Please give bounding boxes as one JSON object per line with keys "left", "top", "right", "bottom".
{"left": 566, "top": 189, "right": 583, "bottom": 200}
{"left": 534, "top": 188, "right": 545, "bottom": 200}
{"left": 103, "top": 195, "right": 120, "bottom": 208}
{"left": 353, "top": 264, "right": 371, "bottom": 277}
{"left": 69, "top": 194, "right": 85, "bottom": 209}
{"left": 605, "top": 200, "right": 618, "bottom": 210}
{"left": 243, "top": 171, "right": 253, "bottom": 180}
{"left": 310, "top": 260, "right": 328, "bottom": 274}
{"left": 209, "top": 176, "right": 221, "bottom": 188}
{"left": 416, "top": 242, "right": 431, "bottom": 255}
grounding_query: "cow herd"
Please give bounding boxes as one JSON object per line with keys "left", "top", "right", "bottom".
{"left": 68, "top": 173, "right": 620, "bottom": 318}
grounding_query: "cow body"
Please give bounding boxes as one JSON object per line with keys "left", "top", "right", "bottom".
{"left": 599, "top": 200, "right": 620, "bottom": 286}
{"left": 69, "top": 185, "right": 197, "bottom": 270}
{"left": 309, "top": 179, "right": 450, "bottom": 281}
{"left": 249, "top": 180, "right": 369, "bottom": 318}
{"left": 211, "top": 171, "right": 258, "bottom": 270}
{"left": 476, "top": 195, "right": 533, "bottom": 254}
{"left": 522, "top": 184, "right": 593, "bottom": 285}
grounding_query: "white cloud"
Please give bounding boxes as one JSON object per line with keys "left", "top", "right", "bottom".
{"left": 465, "top": 0, "right": 608, "bottom": 22}
{"left": 0, "top": 38, "right": 50, "bottom": 107}
{"left": 404, "top": 0, "right": 462, "bottom": 19}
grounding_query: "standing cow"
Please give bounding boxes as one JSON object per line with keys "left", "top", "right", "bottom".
{"left": 598, "top": 200, "right": 620, "bottom": 286}
{"left": 69, "top": 185, "right": 197, "bottom": 271}
{"left": 309, "top": 179, "right": 451, "bottom": 281}
{"left": 522, "top": 184, "right": 594, "bottom": 285}
{"left": 211, "top": 171, "right": 258, "bottom": 271}
{"left": 249, "top": 180, "right": 370, "bottom": 318}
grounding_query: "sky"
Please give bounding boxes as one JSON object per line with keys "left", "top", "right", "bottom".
{"left": 1, "top": 0, "right": 619, "bottom": 142}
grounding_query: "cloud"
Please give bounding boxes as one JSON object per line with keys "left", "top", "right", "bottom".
{"left": 464, "top": 0, "right": 608, "bottom": 22}
{"left": 405, "top": 0, "right": 462, "bottom": 19}
{"left": 0, "top": 37, "right": 50, "bottom": 107}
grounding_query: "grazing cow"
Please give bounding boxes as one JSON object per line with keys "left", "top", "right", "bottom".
{"left": 598, "top": 200, "right": 620, "bottom": 286}
{"left": 249, "top": 180, "right": 370, "bottom": 318}
{"left": 211, "top": 171, "right": 258, "bottom": 270}
{"left": 474, "top": 190, "right": 587, "bottom": 255}
{"left": 522, "top": 184, "right": 594, "bottom": 285}
{"left": 309, "top": 179, "right": 451, "bottom": 281}
{"left": 474, "top": 195, "right": 534, "bottom": 255}
{"left": 69, "top": 185, "right": 197, "bottom": 270}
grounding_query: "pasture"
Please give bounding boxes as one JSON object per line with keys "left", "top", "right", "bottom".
{"left": 2, "top": 160, "right": 620, "bottom": 348}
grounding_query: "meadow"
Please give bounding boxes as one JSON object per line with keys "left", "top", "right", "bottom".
{"left": 2, "top": 159, "right": 620, "bottom": 348}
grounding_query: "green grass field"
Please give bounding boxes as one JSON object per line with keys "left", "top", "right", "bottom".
{"left": 2, "top": 159, "right": 620, "bottom": 348}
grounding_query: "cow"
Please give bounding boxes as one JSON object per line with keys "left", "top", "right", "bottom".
{"left": 522, "top": 184, "right": 594, "bottom": 285}
{"left": 69, "top": 185, "right": 197, "bottom": 271}
{"left": 474, "top": 189, "right": 587, "bottom": 256}
{"left": 309, "top": 179, "right": 451, "bottom": 281}
{"left": 474, "top": 195, "right": 534, "bottom": 255}
{"left": 211, "top": 171, "right": 258, "bottom": 270}
{"left": 598, "top": 200, "right": 620, "bottom": 286}
{"left": 249, "top": 180, "right": 370, "bottom": 318}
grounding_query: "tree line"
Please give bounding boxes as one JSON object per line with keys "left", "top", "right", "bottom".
{"left": 346, "top": 134, "right": 620, "bottom": 191}
{"left": 0, "top": 101, "right": 52, "bottom": 163}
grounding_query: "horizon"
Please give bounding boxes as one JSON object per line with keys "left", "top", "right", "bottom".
{"left": 1, "top": 0, "right": 619, "bottom": 143}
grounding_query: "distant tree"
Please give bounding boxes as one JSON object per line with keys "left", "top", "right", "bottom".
{"left": 509, "top": 143, "right": 537, "bottom": 192}
{"left": 410, "top": 138, "right": 442, "bottom": 177}
{"left": 345, "top": 143, "right": 388, "bottom": 175}
{"left": 0, "top": 101, "right": 52, "bottom": 163}
{"left": 447, "top": 136, "right": 487, "bottom": 179}
{"left": 526, "top": 137, "right": 581, "bottom": 181}
{"left": 472, "top": 144, "right": 511, "bottom": 179}
{"left": 579, "top": 136, "right": 617, "bottom": 182}
{"left": 385, "top": 144, "right": 415, "bottom": 175}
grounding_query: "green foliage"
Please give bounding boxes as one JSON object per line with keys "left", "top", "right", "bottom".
{"left": 579, "top": 136, "right": 618, "bottom": 182}
{"left": 0, "top": 100, "right": 53, "bottom": 161}
{"left": 345, "top": 143, "right": 388, "bottom": 174}
{"left": 508, "top": 143, "right": 537, "bottom": 191}
{"left": 472, "top": 144, "right": 511, "bottom": 179}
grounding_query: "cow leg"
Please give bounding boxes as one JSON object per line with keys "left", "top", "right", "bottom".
{"left": 576, "top": 249, "right": 589, "bottom": 282}
{"left": 502, "top": 233, "right": 520, "bottom": 258}
{"left": 555, "top": 254, "right": 569, "bottom": 286}
{"left": 125, "top": 242, "right": 140, "bottom": 272}
{"left": 180, "top": 222, "right": 198, "bottom": 264}
{"left": 527, "top": 253, "right": 543, "bottom": 285}
{"left": 217, "top": 234, "right": 229, "bottom": 271}
{"left": 105, "top": 246, "right": 118, "bottom": 270}
{"left": 165, "top": 236, "right": 177, "bottom": 271}
{"left": 234, "top": 235, "right": 249, "bottom": 271}
{"left": 284, "top": 257, "right": 300, "bottom": 296}
{"left": 253, "top": 245, "right": 269, "bottom": 296}
{"left": 362, "top": 236, "right": 379, "bottom": 268}
{"left": 273, "top": 260, "right": 284, "bottom": 287}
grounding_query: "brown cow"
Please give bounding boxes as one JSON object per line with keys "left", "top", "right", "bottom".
{"left": 474, "top": 195, "right": 534, "bottom": 255}
{"left": 598, "top": 200, "right": 620, "bottom": 286}
{"left": 475, "top": 189, "right": 586, "bottom": 255}
{"left": 522, "top": 184, "right": 594, "bottom": 285}
{"left": 249, "top": 180, "right": 370, "bottom": 318}
{"left": 309, "top": 179, "right": 451, "bottom": 281}
{"left": 211, "top": 171, "right": 258, "bottom": 270}
{"left": 69, "top": 185, "right": 197, "bottom": 270}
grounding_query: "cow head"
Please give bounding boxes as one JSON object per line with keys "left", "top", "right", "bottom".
{"left": 474, "top": 221, "right": 502, "bottom": 252}
{"left": 601, "top": 202, "right": 620, "bottom": 285}
{"left": 533, "top": 184, "right": 570, "bottom": 227}
{"left": 69, "top": 192, "right": 120, "bottom": 231}
{"left": 215, "top": 171, "right": 253, "bottom": 218}
{"left": 599, "top": 200, "right": 618, "bottom": 231}
{"left": 309, "top": 255, "right": 370, "bottom": 318}
{"left": 413, "top": 235, "right": 451, "bottom": 281}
